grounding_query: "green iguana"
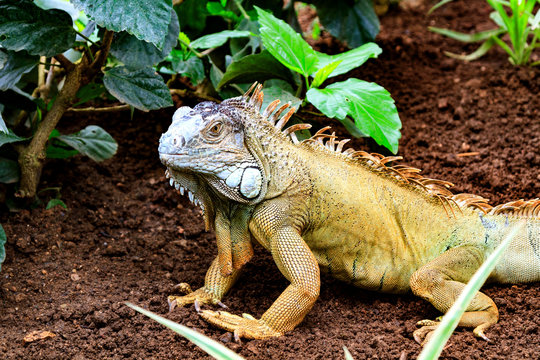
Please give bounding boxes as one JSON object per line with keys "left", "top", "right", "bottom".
{"left": 158, "top": 83, "right": 540, "bottom": 343}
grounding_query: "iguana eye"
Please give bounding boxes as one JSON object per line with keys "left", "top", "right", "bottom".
{"left": 206, "top": 122, "right": 223, "bottom": 138}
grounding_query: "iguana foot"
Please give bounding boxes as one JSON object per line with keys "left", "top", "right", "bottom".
{"left": 413, "top": 320, "right": 440, "bottom": 345}
{"left": 168, "top": 283, "right": 225, "bottom": 312}
{"left": 199, "top": 310, "right": 282, "bottom": 340}
{"left": 413, "top": 319, "right": 492, "bottom": 345}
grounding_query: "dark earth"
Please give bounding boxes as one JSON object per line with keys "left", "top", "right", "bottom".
{"left": 1, "top": 1, "right": 539, "bottom": 359}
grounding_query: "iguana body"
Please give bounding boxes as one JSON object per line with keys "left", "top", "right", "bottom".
{"left": 158, "top": 84, "right": 540, "bottom": 342}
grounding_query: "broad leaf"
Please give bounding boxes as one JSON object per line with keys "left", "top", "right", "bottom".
{"left": 311, "top": 60, "right": 342, "bottom": 88}
{"left": 260, "top": 85, "right": 302, "bottom": 115}
{"left": 313, "top": 43, "right": 382, "bottom": 78}
{"left": 0, "top": 51, "right": 8, "bottom": 70}
{"left": 0, "top": 50, "right": 38, "bottom": 91}
{"left": 0, "top": 0, "right": 77, "bottom": 57}
{"left": 110, "top": 10, "right": 179, "bottom": 68}
{"left": 170, "top": 55, "right": 205, "bottom": 86}
{"left": 71, "top": 0, "right": 173, "bottom": 49}
{"left": 103, "top": 66, "right": 173, "bottom": 111}
{"left": 34, "top": 0, "right": 80, "bottom": 20}
{"left": 0, "top": 224, "right": 5, "bottom": 273}
{"left": 190, "top": 30, "right": 251, "bottom": 49}
{"left": 73, "top": 83, "right": 107, "bottom": 107}
{"left": 56, "top": 125, "right": 117, "bottom": 162}
{"left": 307, "top": 79, "right": 401, "bottom": 153}
{"left": 46, "top": 198, "right": 67, "bottom": 210}
{"left": 175, "top": 0, "right": 208, "bottom": 37}
{"left": 255, "top": 7, "right": 318, "bottom": 77}
{"left": 0, "top": 157, "right": 19, "bottom": 183}
{"left": 0, "top": 129, "right": 27, "bottom": 147}
{"left": 218, "top": 50, "right": 295, "bottom": 89}
{"left": 46, "top": 142, "right": 79, "bottom": 159}
{"left": 0, "top": 113, "right": 8, "bottom": 133}
{"left": 312, "top": 0, "right": 379, "bottom": 48}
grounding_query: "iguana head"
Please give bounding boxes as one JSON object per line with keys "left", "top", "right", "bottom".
{"left": 159, "top": 84, "right": 304, "bottom": 222}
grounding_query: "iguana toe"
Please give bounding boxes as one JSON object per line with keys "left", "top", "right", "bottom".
{"left": 413, "top": 323, "right": 439, "bottom": 345}
{"left": 199, "top": 310, "right": 282, "bottom": 339}
{"left": 167, "top": 284, "right": 222, "bottom": 312}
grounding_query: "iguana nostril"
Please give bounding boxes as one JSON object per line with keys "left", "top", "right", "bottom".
{"left": 172, "top": 135, "right": 185, "bottom": 147}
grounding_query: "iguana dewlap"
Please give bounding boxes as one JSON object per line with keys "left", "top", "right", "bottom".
{"left": 158, "top": 84, "right": 540, "bottom": 342}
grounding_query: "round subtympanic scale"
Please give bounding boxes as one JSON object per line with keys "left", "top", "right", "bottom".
{"left": 225, "top": 168, "right": 243, "bottom": 187}
{"left": 240, "top": 167, "right": 262, "bottom": 198}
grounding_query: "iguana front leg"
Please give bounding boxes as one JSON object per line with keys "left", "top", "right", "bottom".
{"left": 410, "top": 245, "right": 498, "bottom": 344}
{"left": 200, "top": 226, "right": 321, "bottom": 339}
{"left": 168, "top": 257, "right": 241, "bottom": 310}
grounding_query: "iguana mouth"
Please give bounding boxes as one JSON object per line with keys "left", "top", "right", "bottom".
{"left": 164, "top": 168, "right": 204, "bottom": 209}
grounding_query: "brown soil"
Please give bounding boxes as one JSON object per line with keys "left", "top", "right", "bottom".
{"left": 1, "top": 1, "right": 539, "bottom": 359}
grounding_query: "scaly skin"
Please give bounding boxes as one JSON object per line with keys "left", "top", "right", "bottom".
{"left": 158, "top": 84, "right": 540, "bottom": 342}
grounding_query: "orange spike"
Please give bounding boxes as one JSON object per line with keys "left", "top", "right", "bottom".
{"left": 275, "top": 107, "right": 296, "bottom": 130}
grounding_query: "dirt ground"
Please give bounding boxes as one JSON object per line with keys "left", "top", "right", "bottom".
{"left": 1, "top": 1, "right": 539, "bottom": 359}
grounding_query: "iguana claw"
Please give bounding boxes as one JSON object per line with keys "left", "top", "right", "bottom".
{"left": 199, "top": 310, "right": 282, "bottom": 339}
{"left": 167, "top": 283, "right": 223, "bottom": 312}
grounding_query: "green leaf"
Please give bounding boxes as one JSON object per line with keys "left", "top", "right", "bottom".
{"left": 429, "top": 27, "right": 506, "bottom": 43}
{"left": 218, "top": 50, "right": 295, "bottom": 89}
{"left": 0, "top": 48, "right": 8, "bottom": 70}
{"left": 55, "top": 125, "right": 118, "bottom": 162}
{"left": 171, "top": 55, "right": 205, "bottom": 86}
{"left": 0, "top": 0, "right": 77, "bottom": 57}
{"left": 311, "top": 0, "right": 379, "bottom": 48}
{"left": 46, "top": 142, "right": 79, "bottom": 159}
{"left": 0, "top": 157, "right": 20, "bottom": 184}
{"left": 260, "top": 84, "right": 302, "bottom": 115}
{"left": 418, "top": 222, "right": 524, "bottom": 360}
{"left": 110, "top": 10, "right": 179, "bottom": 68}
{"left": 0, "top": 128, "right": 27, "bottom": 147}
{"left": 175, "top": 0, "right": 208, "bottom": 37}
{"left": 34, "top": 0, "right": 80, "bottom": 20}
{"left": 255, "top": 6, "right": 318, "bottom": 77}
{"left": 0, "top": 224, "right": 6, "bottom": 273}
{"left": 73, "top": 83, "right": 107, "bottom": 107}
{"left": 311, "top": 60, "right": 342, "bottom": 88}
{"left": 190, "top": 30, "right": 252, "bottom": 50}
{"left": 46, "top": 198, "right": 67, "bottom": 210}
{"left": 126, "top": 303, "right": 246, "bottom": 360}
{"left": 103, "top": 66, "right": 173, "bottom": 111}
{"left": 0, "top": 113, "right": 8, "bottom": 133}
{"left": 71, "top": 0, "right": 173, "bottom": 49}
{"left": 306, "top": 79, "right": 401, "bottom": 153}
{"left": 313, "top": 43, "right": 382, "bottom": 78}
{"left": 0, "top": 50, "right": 38, "bottom": 91}
{"left": 206, "top": 2, "right": 240, "bottom": 23}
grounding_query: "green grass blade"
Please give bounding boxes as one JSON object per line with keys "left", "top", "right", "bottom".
{"left": 125, "top": 303, "right": 245, "bottom": 360}
{"left": 418, "top": 221, "right": 525, "bottom": 360}
{"left": 427, "top": 0, "right": 455, "bottom": 15}
{"left": 491, "top": 36, "right": 519, "bottom": 62}
{"left": 429, "top": 27, "right": 504, "bottom": 43}
{"left": 443, "top": 38, "right": 496, "bottom": 61}
{"left": 343, "top": 346, "right": 354, "bottom": 360}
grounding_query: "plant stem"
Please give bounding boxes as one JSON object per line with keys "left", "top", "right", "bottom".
{"left": 75, "top": 30, "right": 98, "bottom": 46}
{"left": 234, "top": 0, "right": 250, "bottom": 20}
{"left": 178, "top": 37, "right": 203, "bottom": 58}
{"left": 16, "top": 30, "right": 114, "bottom": 199}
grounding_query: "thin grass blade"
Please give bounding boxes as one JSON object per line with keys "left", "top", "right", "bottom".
{"left": 125, "top": 303, "right": 245, "bottom": 360}
{"left": 429, "top": 27, "right": 504, "bottom": 43}
{"left": 443, "top": 38, "right": 496, "bottom": 61}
